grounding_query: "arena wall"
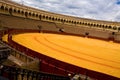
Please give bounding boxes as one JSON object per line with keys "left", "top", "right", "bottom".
{"left": 1, "top": 1, "right": 120, "bottom": 80}
{"left": 1, "top": 0, "right": 120, "bottom": 42}
{"left": 1, "top": 13, "right": 120, "bottom": 42}
{"left": 114, "top": 33, "right": 120, "bottom": 42}
{"left": 3, "top": 29, "right": 119, "bottom": 80}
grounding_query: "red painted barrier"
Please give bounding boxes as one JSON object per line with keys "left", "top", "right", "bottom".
{"left": 4, "top": 29, "right": 120, "bottom": 80}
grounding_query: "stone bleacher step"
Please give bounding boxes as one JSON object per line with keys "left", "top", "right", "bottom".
{"left": 8, "top": 55, "right": 25, "bottom": 66}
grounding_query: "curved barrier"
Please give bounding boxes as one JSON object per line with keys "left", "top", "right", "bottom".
{"left": 1, "top": 29, "right": 119, "bottom": 80}
{"left": 0, "top": 1, "right": 120, "bottom": 79}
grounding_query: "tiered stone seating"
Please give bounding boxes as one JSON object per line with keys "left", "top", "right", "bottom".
{"left": 0, "top": 42, "right": 10, "bottom": 64}
{"left": 0, "top": 14, "right": 39, "bottom": 29}
{"left": 0, "top": 65, "right": 70, "bottom": 80}
{"left": 0, "top": 40, "right": 40, "bottom": 71}
{"left": 40, "top": 21, "right": 59, "bottom": 32}
{"left": 0, "top": 40, "right": 70, "bottom": 80}
{"left": 64, "top": 26, "right": 86, "bottom": 35}
{"left": 86, "top": 29, "right": 111, "bottom": 39}
{"left": 0, "top": 1, "right": 120, "bottom": 79}
{"left": 63, "top": 26, "right": 112, "bottom": 40}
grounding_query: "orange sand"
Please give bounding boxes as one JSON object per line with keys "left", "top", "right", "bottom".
{"left": 11, "top": 33, "right": 120, "bottom": 78}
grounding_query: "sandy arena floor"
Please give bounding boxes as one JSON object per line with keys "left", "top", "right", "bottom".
{"left": 11, "top": 33, "right": 120, "bottom": 78}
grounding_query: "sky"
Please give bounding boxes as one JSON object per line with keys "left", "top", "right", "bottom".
{"left": 11, "top": 0, "right": 120, "bottom": 22}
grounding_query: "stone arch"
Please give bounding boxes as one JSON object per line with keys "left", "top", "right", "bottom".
{"left": 45, "top": 16, "right": 49, "bottom": 19}
{"left": 108, "top": 25, "right": 112, "bottom": 29}
{"left": 5, "top": 7, "right": 9, "bottom": 11}
{"left": 104, "top": 25, "right": 108, "bottom": 29}
{"left": 90, "top": 23, "right": 93, "bottom": 26}
{"left": 48, "top": 16, "right": 51, "bottom": 20}
{"left": 76, "top": 21, "right": 79, "bottom": 24}
{"left": 1, "top": 5, "right": 5, "bottom": 10}
{"left": 63, "top": 19, "right": 66, "bottom": 22}
{"left": 39, "top": 15, "right": 42, "bottom": 20}
{"left": 42, "top": 15, "right": 46, "bottom": 19}
{"left": 32, "top": 13, "right": 35, "bottom": 16}
{"left": 74, "top": 21, "right": 77, "bottom": 24}
{"left": 79, "top": 22, "right": 82, "bottom": 24}
{"left": 9, "top": 8, "right": 12, "bottom": 15}
{"left": 54, "top": 17, "right": 57, "bottom": 21}
{"left": 112, "top": 32, "right": 115, "bottom": 35}
{"left": 98, "top": 24, "right": 101, "bottom": 27}
{"left": 93, "top": 23, "right": 96, "bottom": 27}
{"left": 101, "top": 24, "right": 105, "bottom": 28}
{"left": 65, "top": 19, "right": 68, "bottom": 23}
{"left": 58, "top": 18, "right": 61, "bottom": 21}
{"left": 29, "top": 12, "right": 32, "bottom": 16}
{"left": 25, "top": 12, "right": 28, "bottom": 17}
{"left": 9, "top": 8, "right": 13, "bottom": 11}
{"left": 118, "top": 27, "right": 120, "bottom": 31}
{"left": 71, "top": 21, "right": 74, "bottom": 24}
{"left": 91, "top": 23, "right": 94, "bottom": 26}
{"left": 60, "top": 18, "right": 62, "bottom": 22}
{"left": 68, "top": 20, "right": 70, "bottom": 23}
{"left": 61, "top": 18, "right": 63, "bottom": 22}
{"left": 90, "top": 23, "right": 92, "bottom": 26}
{"left": 113, "top": 26, "right": 117, "bottom": 30}
{"left": 13, "top": 9, "right": 17, "bottom": 13}
{"left": 51, "top": 17, "right": 55, "bottom": 21}
{"left": 99, "top": 24, "right": 102, "bottom": 28}
{"left": 15, "top": 8, "right": 19, "bottom": 12}
{"left": 36, "top": 14, "right": 38, "bottom": 17}
{"left": 80, "top": 22, "right": 82, "bottom": 24}
{"left": 21, "top": 10, "right": 24, "bottom": 15}
{"left": 60, "top": 18, "right": 64, "bottom": 22}
{"left": 84, "top": 22, "right": 87, "bottom": 25}
{"left": 17, "top": 9, "right": 21, "bottom": 13}
{"left": 96, "top": 24, "right": 98, "bottom": 27}
{"left": 87, "top": 23, "right": 90, "bottom": 26}
{"left": 85, "top": 32, "right": 89, "bottom": 36}
{"left": 81, "top": 22, "right": 85, "bottom": 25}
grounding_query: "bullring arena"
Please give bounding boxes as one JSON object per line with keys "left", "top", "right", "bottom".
{"left": 12, "top": 33, "right": 120, "bottom": 78}
{"left": 0, "top": 0, "right": 120, "bottom": 80}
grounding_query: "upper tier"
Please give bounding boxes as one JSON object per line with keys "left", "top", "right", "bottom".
{"left": 0, "top": 0, "right": 120, "bottom": 31}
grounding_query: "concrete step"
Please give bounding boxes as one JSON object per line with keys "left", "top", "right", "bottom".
{"left": 8, "top": 55, "right": 25, "bottom": 66}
